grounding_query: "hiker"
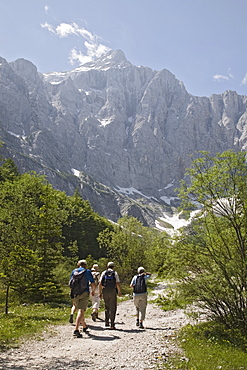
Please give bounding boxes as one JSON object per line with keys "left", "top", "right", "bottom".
{"left": 130, "top": 266, "right": 151, "bottom": 329}
{"left": 69, "top": 259, "right": 95, "bottom": 338}
{"left": 99, "top": 261, "right": 122, "bottom": 329}
{"left": 90, "top": 263, "right": 101, "bottom": 321}
{"left": 69, "top": 259, "right": 84, "bottom": 323}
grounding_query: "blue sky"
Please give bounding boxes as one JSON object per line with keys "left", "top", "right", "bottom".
{"left": 1, "top": 0, "right": 247, "bottom": 97}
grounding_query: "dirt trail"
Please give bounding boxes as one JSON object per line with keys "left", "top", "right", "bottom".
{"left": 0, "top": 282, "right": 191, "bottom": 369}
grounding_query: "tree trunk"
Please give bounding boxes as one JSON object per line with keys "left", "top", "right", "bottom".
{"left": 5, "top": 285, "right": 9, "bottom": 314}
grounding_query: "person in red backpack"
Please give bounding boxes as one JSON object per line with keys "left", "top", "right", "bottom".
{"left": 130, "top": 267, "right": 151, "bottom": 329}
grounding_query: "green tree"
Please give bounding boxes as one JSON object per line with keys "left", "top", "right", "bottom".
{"left": 0, "top": 158, "right": 20, "bottom": 182}
{"left": 62, "top": 191, "right": 112, "bottom": 259}
{"left": 171, "top": 150, "right": 247, "bottom": 332}
{"left": 97, "top": 216, "right": 169, "bottom": 282}
{"left": 0, "top": 172, "right": 68, "bottom": 306}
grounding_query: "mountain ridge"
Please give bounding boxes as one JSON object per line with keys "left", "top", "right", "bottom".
{"left": 1, "top": 50, "right": 247, "bottom": 226}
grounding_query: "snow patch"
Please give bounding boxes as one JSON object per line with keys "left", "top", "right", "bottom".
{"left": 7, "top": 131, "right": 20, "bottom": 138}
{"left": 99, "top": 119, "right": 111, "bottom": 127}
{"left": 155, "top": 210, "right": 200, "bottom": 235}
{"left": 72, "top": 168, "right": 81, "bottom": 178}
{"left": 116, "top": 186, "right": 150, "bottom": 199}
{"left": 49, "top": 81, "right": 63, "bottom": 85}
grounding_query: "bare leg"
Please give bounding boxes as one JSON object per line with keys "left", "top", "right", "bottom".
{"left": 71, "top": 304, "right": 77, "bottom": 315}
{"left": 69, "top": 303, "right": 77, "bottom": 323}
{"left": 75, "top": 309, "right": 87, "bottom": 331}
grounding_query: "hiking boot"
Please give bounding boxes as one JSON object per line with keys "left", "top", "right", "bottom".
{"left": 69, "top": 314, "right": 73, "bottom": 323}
{"left": 139, "top": 322, "right": 144, "bottom": 329}
{"left": 73, "top": 330, "right": 82, "bottom": 338}
{"left": 110, "top": 326, "right": 116, "bottom": 330}
{"left": 91, "top": 312, "right": 96, "bottom": 322}
{"left": 136, "top": 319, "right": 139, "bottom": 327}
{"left": 105, "top": 322, "right": 110, "bottom": 327}
{"left": 83, "top": 326, "right": 88, "bottom": 332}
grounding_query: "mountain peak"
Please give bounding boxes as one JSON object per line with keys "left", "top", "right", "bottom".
{"left": 73, "top": 49, "right": 131, "bottom": 72}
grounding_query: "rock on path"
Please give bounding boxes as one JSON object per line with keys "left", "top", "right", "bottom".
{"left": 0, "top": 289, "right": 190, "bottom": 369}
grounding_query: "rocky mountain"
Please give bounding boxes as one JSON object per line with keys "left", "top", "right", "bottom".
{"left": 1, "top": 49, "right": 247, "bottom": 227}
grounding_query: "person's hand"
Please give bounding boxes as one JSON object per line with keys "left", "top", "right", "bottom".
{"left": 118, "top": 291, "right": 122, "bottom": 297}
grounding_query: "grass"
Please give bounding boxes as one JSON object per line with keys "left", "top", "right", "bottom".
{"left": 150, "top": 286, "right": 191, "bottom": 311}
{"left": 0, "top": 303, "right": 71, "bottom": 351}
{"left": 163, "top": 322, "right": 247, "bottom": 370}
{"left": 148, "top": 283, "right": 247, "bottom": 369}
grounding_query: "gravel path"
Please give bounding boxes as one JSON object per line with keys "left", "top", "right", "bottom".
{"left": 0, "top": 282, "right": 191, "bottom": 369}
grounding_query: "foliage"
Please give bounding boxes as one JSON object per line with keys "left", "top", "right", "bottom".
{"left": 169, "top": 150, "right": 247, "bottom": 332}
{"left": 62, "top": 191, "right": 112, "bottom": 259}
{"left": 0, "top": 151, "right": 116, "bottom": 308}
{"left": 97, "top": 216, "right": 171, "bottom": 284}
{"left": 0, "top": 149, "right": 171, "bottom": 316}
{"left": 163, "top": 322, "right": 247, "bottom": 369}
{"left": 0, "top": 158, "right": 20, "bottom": 182}
{"left": 152, "top": 286, "right": 192, "bottom": 311}
{"left": 0, "top": 172, "right": 69, "bottom": 304}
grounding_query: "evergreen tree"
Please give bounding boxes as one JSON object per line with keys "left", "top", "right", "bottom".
{"left": 62, "top": 191, "right": 112, "bottom": 259}
{"left": 0, "top": 172, "right": 68, "bottom": 305}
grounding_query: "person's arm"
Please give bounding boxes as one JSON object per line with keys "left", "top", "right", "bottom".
{"left": 88, "top": 270, "right": 96, "bottom": 295}
{"left": 114, "top": 271, "right": 122, "bottom": 296}
{"left": 98, "top": 272, "right": 104, "bottom": 298}
{"left": 91, "top": 282, "right": 96, "bottom": 296}
{"left": 130, "top": 276, "right": 135, "bottom": 288}
{"left": 144, "top": 273, "right": 151, "bottom": 285}
{"left": 116, "top": 282, "right": 122, "bottom": 296}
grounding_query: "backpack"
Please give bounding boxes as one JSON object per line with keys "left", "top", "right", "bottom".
{"left": 102, "top": 270, "right": 116, "bottom": 290}
{"left": 69, "top": 268, "right": 87, "bottom": 298}
{"left": 92, "top": 271, "right": 100, "bottom": 287}
{"left": 133, "top": 274, "right": 147, "bottom": 294}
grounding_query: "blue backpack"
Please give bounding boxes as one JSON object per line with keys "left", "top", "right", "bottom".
{"left": 69, "top": 269, "right": 87, "bottom": 298}
{"left": 102, "top": 270, "right": 116, "bottom": 290}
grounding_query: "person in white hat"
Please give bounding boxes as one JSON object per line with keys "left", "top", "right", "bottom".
{"left": 130, "top": 267, "right": 151, "bottom": 329}
{"left": 90, "top": 264, "right": 101, "bottom": 321}
{"left": 99, "top": 261, "right": 122, "bottom": 329}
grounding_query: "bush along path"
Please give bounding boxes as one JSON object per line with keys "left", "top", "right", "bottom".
{"left": 0, "top": 284, "right": 191, "bottom": 370}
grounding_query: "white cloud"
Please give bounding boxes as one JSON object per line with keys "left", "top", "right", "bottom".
{"left": 213, "top": 74, "right": 230, "bottom": 82}
{"left": 41, "top": 21, "right": 111, "bottom": 66}
{"left": 213, "top": 69, "right": 234, "bottom": 82}
{"left": 41, "top": 22, "right": 55, "bottom": 34}
{"left": 241, "top": 73, "right": 247, "bottom": 85}
{"left": 69, "top": 48, "right": 92, "bottom": 65}
{"left": 44, "top": 5, "right": 49, "bottom": 14}
{"left": 56, "top": 23, "right": 79, "bottom": 38}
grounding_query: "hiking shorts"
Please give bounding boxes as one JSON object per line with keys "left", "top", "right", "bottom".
{"left": 73, "top": 291, "right": 89, "bottom": 310}
{"left": 90, "top": 292, "right": 101, "bottom": 310}
{"left": 134, "top": 293, "right": 148, "bottom": 320}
